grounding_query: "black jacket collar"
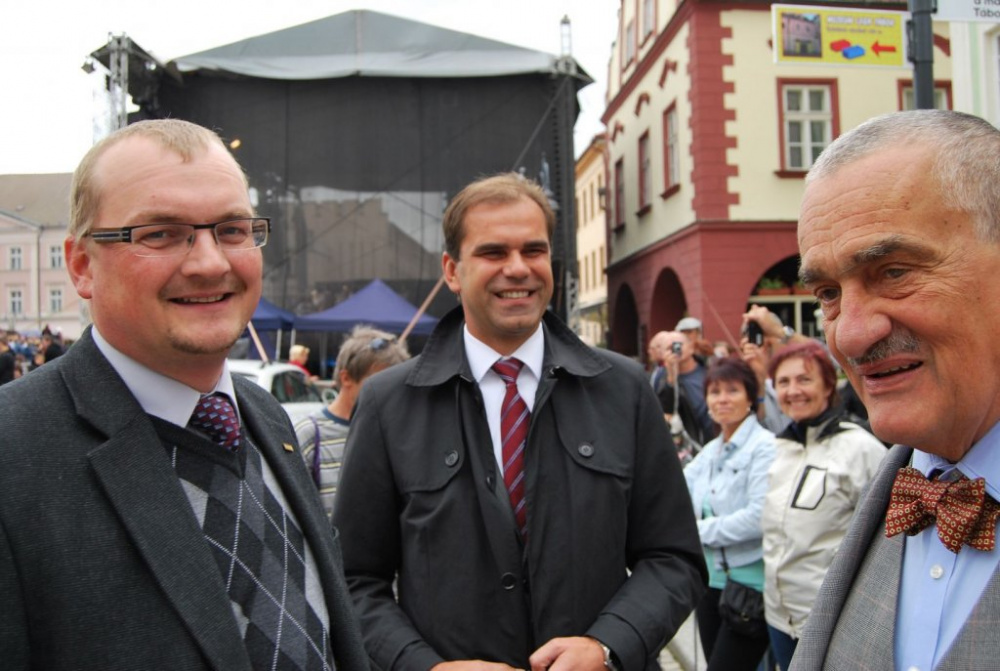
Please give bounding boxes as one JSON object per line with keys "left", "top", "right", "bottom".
{"left": 405, "top": 305, "right": 610, "bottom": 388}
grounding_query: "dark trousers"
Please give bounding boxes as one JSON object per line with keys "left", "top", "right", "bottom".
{"left": 696, "top": 586, "right": 770, "bottom": 671}
{"left": 767, "top": 624, "right": 798, "bottom": 671}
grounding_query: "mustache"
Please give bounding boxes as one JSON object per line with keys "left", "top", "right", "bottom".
{"left": 847, "top": 330, "right": 920, "bottom": 367}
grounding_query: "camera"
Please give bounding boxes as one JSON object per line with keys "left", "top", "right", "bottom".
{"left": 671, "top": 342, "right": 683, "bottom": 355}
{"left": 747, "top": 321, "right": 764, "bottom": 347}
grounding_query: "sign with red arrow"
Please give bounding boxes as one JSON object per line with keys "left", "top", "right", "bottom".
{"left": 773, "top": 4, "right": 908, "bottom": 68}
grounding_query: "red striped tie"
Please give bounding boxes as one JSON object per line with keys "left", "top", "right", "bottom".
{"left": 492, "top": 358, "right": 530, "bottom": 539}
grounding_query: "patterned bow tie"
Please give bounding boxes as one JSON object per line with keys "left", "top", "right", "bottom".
{"left": 885, "top": 466, "right": 1000, "bottom": 553}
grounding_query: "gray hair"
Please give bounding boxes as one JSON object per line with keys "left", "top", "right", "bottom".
{"left": 333, "top": 325, "right": 410, "bottom": 384}
{"left": 807, "top": 109, "right": 1000, "bottom": 243}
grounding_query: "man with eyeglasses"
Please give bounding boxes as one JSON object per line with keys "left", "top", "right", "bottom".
{"left": 0, "top": 119, "right": 368, "bottom": 670}
{"left": 333, "top": 173, "right": 705, "bottom": 671}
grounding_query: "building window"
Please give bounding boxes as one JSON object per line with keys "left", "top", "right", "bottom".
{"left": 900, "top": 84, "right": 951, "bottom": 110}
{"left": 614, "top": 158, "right": 625, "bottom": 230}
{"left": 638, "top": 131, "right": 651, "bottom": 212}
{"left": 9, "top": 289, "right": 23, "bottom": 316}
{"left": 599, "top": 244, "right": 606, "bottom": 285}
{"left": 663, "top": 104, "right": 679, "bottom": 193}
{"left": 9, "top": 247, "right": 22, "bottom": 271}
{"left": 781, "top": 83, "right": 833, "bottom": 171}
{"left": 642, "top": 0, "right": 656, "bottom": 40}
{"left": 624, "top": 20, "right": 636, "bottom": 65}
{"left": 49, "top": 245, "right": 63, "bottom": 269}
{"left": 591, "top": 250, "right": 598, "bottom": 290}
{"left": 49, "top": 287, "right": 63, "bottom": 314}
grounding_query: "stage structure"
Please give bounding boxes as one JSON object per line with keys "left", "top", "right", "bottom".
{"left": 88, "top": 11, "right": 590, "bottom": 325}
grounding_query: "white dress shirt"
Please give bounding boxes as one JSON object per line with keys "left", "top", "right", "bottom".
{"left": 462, "top": 324, "right": 544, "bottom": 472}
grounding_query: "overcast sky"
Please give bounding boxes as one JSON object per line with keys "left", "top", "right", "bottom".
{"left": 0, "top": 0, "right": 618, "bottom": 175}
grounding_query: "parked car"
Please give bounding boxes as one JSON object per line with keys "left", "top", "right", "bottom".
{"left": 227, "top": 359, "right": 330, "bottom": 424}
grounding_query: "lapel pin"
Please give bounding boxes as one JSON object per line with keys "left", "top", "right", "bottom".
{"left": 283, "top": 443, "right": 295, "bottom": 453}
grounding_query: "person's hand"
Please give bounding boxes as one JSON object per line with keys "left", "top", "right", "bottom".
{"left": 743, "top": 304, "right": 784, "bottom": 340}
{"left": 431, "top": 662, "right": 523, "bottom": 671}
{"left": 740, "top": 338, "right": 768, "bottom": 386}
{"left": 660, "top": 347, "right": 680, "bottom": 382}
{"left": 529, "top": 636, "right": 606, "bottom": 671}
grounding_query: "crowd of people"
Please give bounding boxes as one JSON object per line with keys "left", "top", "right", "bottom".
{"left": 3, "top": 109, "right": 1000, "bottom": 671}
{"left": 643, "top": 304, "right": 888, "bottom": 670}
{"left": 0, "top": 329, "right": 66, "bottom": 384}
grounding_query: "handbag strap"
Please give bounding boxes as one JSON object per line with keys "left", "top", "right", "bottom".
{"left": 719, "top": 546, "right": 731, "bottom": 574}
{"left": 309, "top": 416, "right": 322, "bottom": 487}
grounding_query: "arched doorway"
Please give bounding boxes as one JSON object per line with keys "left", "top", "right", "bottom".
{"left": 749, "top": 254, "right": 821, "bottom": 338}
{"left": 610, "top": 284, "right": 639, "bottom": 357}
{"left": 649, "top": 268, "right": 687, "bottom": 336}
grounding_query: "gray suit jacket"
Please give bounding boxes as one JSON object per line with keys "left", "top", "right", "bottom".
{"left": 0, "top": 329, "right": 368, "bottom": 671}
{"left": 791, "top": 444, "right": 1000, "bottom": 670}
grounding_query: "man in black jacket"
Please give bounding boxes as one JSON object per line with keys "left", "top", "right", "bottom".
{"left": 334, "top": 173, "right": 706, "bottom": 671}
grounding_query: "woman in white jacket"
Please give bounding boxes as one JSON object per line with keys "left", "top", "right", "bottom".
{"left": 761, "top": 341, "right": 885, "bottom": 670}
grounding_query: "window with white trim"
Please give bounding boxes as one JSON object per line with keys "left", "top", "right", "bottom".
{"left": 782, "top": 85, "right": 831, "bottom": 171}
{"left": 9, "top": 246, "right": 22, "bottom": 271}
{"left": 663, "top": 105, "right": 679, "bottom": 190}
{"left": 624, "top": 20, "right": 636, "bottom": 64}
{"left": 49, "top": 245, "right": 63, "bottom": 269}
{"left": 642, "top": 0, "right": 655, "bottom": 40}
{"left": 9, "top": 289, "right": 23, "bottom": 316}
{"left": 901, "top": 86, "right": 949, "bottom": 110}
{"left": 614, "top": 158, "right": 625, "bottom": 229}
{"left": 638, "top": 131, "right": 652, "bottom": 211}
{"left": 49, "top": 287, "right": 63, "bottom": 314}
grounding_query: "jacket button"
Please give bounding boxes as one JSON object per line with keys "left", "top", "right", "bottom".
{"left": 445, "top": 451, "right": 459, "bottom": 467}
{"left": 486, "top": 475, "right": 495, "bottom": 488}
{"left": 578, "top": 443, "right": 595, "bottom": 458}
{"left": 501, "top": 573, "right": 517, "bottom": 590}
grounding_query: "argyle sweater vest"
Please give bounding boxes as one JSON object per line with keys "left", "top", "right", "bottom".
{"left": 152, "top": 418, "right": 335, "bottom": 670}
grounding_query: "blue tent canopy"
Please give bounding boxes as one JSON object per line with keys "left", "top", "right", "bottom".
{"left": 251, "top": 297, "right": 296, "bottom": 331}
{"left": 293, "top": 279, "right": 437, "bottom": 335}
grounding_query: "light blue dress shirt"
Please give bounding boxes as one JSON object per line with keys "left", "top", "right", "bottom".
{"left": 91, "top": 326, "right": 240, "bottom": 425}
{"left": 895, "top": 420, "right": 1000, "bottom": 671}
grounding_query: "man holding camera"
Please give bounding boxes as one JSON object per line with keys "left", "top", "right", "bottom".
{"left": 657, "top": 331, "right": 716, "bottom": 447}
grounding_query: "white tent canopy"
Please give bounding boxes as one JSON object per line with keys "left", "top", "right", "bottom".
{"left": 172, "top": 10, "right": 585, "bottom": 81}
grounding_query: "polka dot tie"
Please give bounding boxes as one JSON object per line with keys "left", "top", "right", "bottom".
{"left": 492, "top": 358, "right": 530, "bottom": 540}
{"left": 885, "top": 466, "right": 1000, "bottom": 553}
{"left": 188, "top": 393, "right": 241, "bottom": 452}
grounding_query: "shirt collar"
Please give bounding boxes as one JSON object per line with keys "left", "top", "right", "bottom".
{"left": 911, "top": 420, "right": 1000, "bottom": 501}
{"left": 463, "top": 323, "right": 545, "bottom": 384}
{"left": 91, "top": 326, "right": 238, "bottom": 427}
{"left": 722, "top": 413, "right": 758, "bottom": 451}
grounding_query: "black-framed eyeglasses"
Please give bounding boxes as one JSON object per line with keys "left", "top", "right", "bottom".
{"left": 87, "top": 217, "right": 271, "bottom": 258}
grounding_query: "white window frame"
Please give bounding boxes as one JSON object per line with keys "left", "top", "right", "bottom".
{"left": 9, "top": 246, "right": 23, "bottom": 271}
{"left": 49, "top": 244, "right": 63, "bottom": 269}
{"left": 782, "top": 84, "right": 832, "bottom": 171}
{"left": 638, "top": 131, "right": 652, "bottom": 210}
{"left": 663, "top": 105, "right": 679, "bottom": 190}
{"left": 642, "top": 0, "right": 655, "bottom": 39}
{"left": 901, "top": 86, "right": 949, "bottom": 111}
{"left": 10, "top": 289, "right": 23, "bottom": 316}
{"left": 49, "top": 287, "right": 63, "bottom": 314}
